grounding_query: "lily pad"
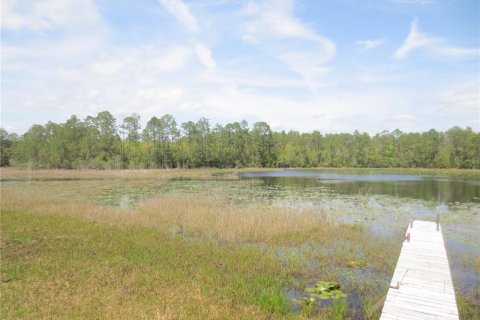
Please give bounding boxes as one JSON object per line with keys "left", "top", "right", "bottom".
{"left": 300, "top": 280, "right": 348, "bottom": 303}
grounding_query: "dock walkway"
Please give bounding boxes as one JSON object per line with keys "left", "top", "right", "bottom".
{"left": 380, "top": 220, "right": 459, "bottom": 320}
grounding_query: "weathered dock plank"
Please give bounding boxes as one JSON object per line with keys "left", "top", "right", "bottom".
{"left": 380, "top": 220, "right": 459, "bottom": 320}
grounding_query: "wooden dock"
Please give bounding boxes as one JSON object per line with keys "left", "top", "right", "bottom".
{"left": 380, "top": 220, "right": 459, "bottom": 320}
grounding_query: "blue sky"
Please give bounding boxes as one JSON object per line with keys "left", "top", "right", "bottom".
{"left": 1, "top": 0, "right": 479, "bottom": 134}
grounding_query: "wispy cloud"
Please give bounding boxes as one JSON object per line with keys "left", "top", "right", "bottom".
{"left": 148, "top": 46, "right": 192, "bottom": 71}
{"left": 1, "top": 0, "right": 478, "bottom": 134}
{"left": 395, "top": 19, "right": 479, "bottom": 60}
{"left": 243, "top": 0, "right": 327, "bottom": 42}
{"left": 158, "top": 0, "right": 217, "bottom": 70}
{"left": 194, "top": 42, "right": 216, "bottom": 69}
{"left": 356, "top": 38, "right": 386, "bottom": 51}
{"left": 1, "top": 0, "right": 102, "bottom": 32}
{"left": 241, "top": 0, "right": 336, "bottom": 92}
{"left": 394, "top": 20, "right": 438, "bottom": 59}
{"left": 158, "top": 0, "right": 199, "bottom": 34}
{"left": 438, "top": 85, "right": 480, "bottom": 115}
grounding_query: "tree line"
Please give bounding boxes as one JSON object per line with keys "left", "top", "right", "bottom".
{"left": 1, "top": 111, "right": 479, "bottom": 169}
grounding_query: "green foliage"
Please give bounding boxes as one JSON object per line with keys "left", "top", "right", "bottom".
{"left": 293, "top": 281, "right": 348, "bottom": 317}
{"left": 4, "top": 111, "right": 480, "bottom": 169}
{"left": 294, "top": 296, "right": 316, "bottom": 316}
{"left": 1, "top": 210, "right": 291, "bottom": 318}
{"left": 0, "top": 128, "right": 17, "bottom": 166}
{"left": 331, "top": 299, "right": 349, "bottom": 320}
{"left": 304, "top": 281, "right": 348, "bottom": 300}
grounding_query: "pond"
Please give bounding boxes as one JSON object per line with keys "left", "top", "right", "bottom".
{"left": 240, "top": 169, "right": 480, "bottom": 298}
{"left": 99, "top": 168, "right": 479, "bottom": 300}
{"left": 241, "top": 170, "right": 480, "bottom": 204}
{"left": 93, "top": 169, "right": 478, "bottom": 253}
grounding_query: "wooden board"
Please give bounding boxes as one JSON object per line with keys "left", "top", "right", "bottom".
{"left": 380, "top": 220, "right": 459, "bottom": 320}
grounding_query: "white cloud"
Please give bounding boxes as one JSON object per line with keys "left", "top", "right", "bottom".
{"left": 394, "top": 20, "right": 438, "bottom": 59}
{"left": 395, "top": 20, "right": 479, "bottom": 60}
{"left": 241, "top": 0, "right": 336, "bottom": 92}
{"left": 2, "top": 0, "right": 477, "bottom": 135}
{"left": 1, "top": 0, "right": 101, "bottom": 32}
{"left": 356, "top": 38, "right": 386, "bottom": 51}
{"left": 158, "top": 0, "right": 217, "bottom": 71}
{"left": 90, "top": 60, "right": 124, "bottom": 76}
{"left": 392, "top": 113, "right": 419, "bottom": 124}
{"left": 243, "top": 0, "right": 333, "bottom": 45}
{"left": 148, "top": 46, "right": 191, "bottom": 71}
{"left": 136, "top": 86, "right": 185, "bottom": 104}
{"left": 198, "top": 85, "right": 415, "bottom": 133}
{"left": 277, "top": 50, "right": 331, "bottom": 88}
{"left": 194, "top": 43, "right": 217, "bottom": 69}
{"left": 55, "top": 68, "right": 83, "bottom": 81}
{"left": 159, "top": 0, "right": 199, "bottom": 34}
{"left": 438, "top": 85, "right": 480, "bottom": 115}
{"left": 356, "top": 69, "right": 401, "bottom": 84}
{"left": 244, "top": 0, "right": 313, "bottom": 40}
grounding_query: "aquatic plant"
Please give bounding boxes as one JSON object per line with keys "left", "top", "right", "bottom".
{"left": 292, "top": 281, "right": 348, "bottom": 316}
{"left": 305, "top": 281, "right": 348, "bottom": 300}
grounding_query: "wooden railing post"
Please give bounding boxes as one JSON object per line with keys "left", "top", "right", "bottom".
{"left": 389, "top": 281, "right": 400, "bottom": 289}
{"left": 436, "top": 214, "right": 440, "bottom": 231}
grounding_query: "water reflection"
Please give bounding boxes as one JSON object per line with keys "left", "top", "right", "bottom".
{"left": 241, "top": 170, "right": 480, "bottom": 204}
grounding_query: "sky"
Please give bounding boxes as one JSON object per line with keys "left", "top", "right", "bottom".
{"left": 1, "top": 0, "right": 479, "bottom": 134}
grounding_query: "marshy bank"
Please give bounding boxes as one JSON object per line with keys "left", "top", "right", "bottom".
{"left": 1, "top": 168, "right": 479, "bottom": 319}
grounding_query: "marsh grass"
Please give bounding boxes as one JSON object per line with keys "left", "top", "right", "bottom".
{"left": 4, "top": 166, "right": 478, "bottom": 181}
{"left": 1, "top": 187, "right": 328, "bottom": 244}
{"left": 1, "top": 168, "right": 477, "bottom": 319}
{"left": 1, "top": 172, "right": 402, "bottom": 319}
{"left": 0, "top": 167, "right": 259, "bottom": 182}
{"left": 1, "top": 210, "right": 293, "bottom": 319}
{"left": 457, "top": 286, "right": 480, "bottom": 320}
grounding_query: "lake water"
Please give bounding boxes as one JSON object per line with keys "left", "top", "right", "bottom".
{"left": 240, "top": 169, "right": 480, "bottom": 296}
{"left": 241, "top": 170, "right": 480, "bottom": 204}
{"left": 92, "top": 169, "right": 478, "bottom": 253}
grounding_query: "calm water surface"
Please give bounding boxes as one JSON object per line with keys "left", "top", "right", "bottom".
{"left": 241, "top": 169, "right": 480, "bottom": 296}
{"left": 241, "top": 170, "right": 480, "bottom": 204}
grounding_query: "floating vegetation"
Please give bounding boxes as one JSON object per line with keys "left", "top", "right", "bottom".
{"left": 304, "top": 281, "right": 348, "bottom": 300}
{"left": 293, "top": 281, "right": 348, "bottom": 316}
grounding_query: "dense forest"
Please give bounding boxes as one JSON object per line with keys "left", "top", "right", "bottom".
{"left": 1, "top": 111, "right": 479, "bottom": 169}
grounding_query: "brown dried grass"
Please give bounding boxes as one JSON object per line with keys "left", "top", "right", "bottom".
{"left": 0, "top": 186, "right": 327, "bottom": 244}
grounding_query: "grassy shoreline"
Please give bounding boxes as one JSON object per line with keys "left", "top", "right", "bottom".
{"left": 1, "top": 168, "right": 479, "bottom": 319}
{"left": 1, "top": 210, "right": 291, "bottom": 319}
{"left": 2, "top": 166, "right": 480, "bottom": 179}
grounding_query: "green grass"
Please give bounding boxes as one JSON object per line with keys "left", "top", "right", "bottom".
{"left": 1, "top": 168, "right": 478, "bottom": 319}
{"left": 457, "top": 286, "right": 480, "bottom": 320}
{"left": 1, "top": 210, "right": 293, "bottom": 319}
